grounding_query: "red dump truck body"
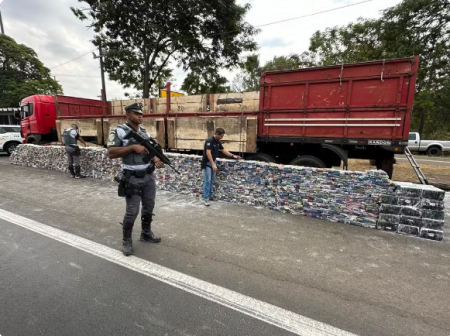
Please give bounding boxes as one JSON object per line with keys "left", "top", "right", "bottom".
{"left": 19, "top": 95, "right": 105, "bottom": 144}
{"left": 54, "top": 95, "right": 105, "bottom": 118}
{"left": 259, "top": 57, "right": 418, "bottom": 145}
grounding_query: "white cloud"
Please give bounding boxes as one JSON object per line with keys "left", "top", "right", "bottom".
{"left": 1, "top": 0, "right": 402, "bottom": 100}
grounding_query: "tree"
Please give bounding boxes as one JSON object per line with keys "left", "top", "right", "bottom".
{"left": 72, "top": 0, "right": 258, "bottom": 98}
{"left": 232, "top": 52, "right": 316, "bottom": 92}
{"left": 231, "top": 54, "right": 261, "bottom": 92}
{"left": 262, "top": 53, "right": 316, "bottom": 71}
{"left": 0, "top": 35, "right": 62, "bottom": 107}
{"left": 181, "top": 68, "right": 230, "bottom": 95}
{"left": 307, "top": 0, "right": 450, "bottom": 137}
{"left": 308, "top": 18, "right": 386, "bottom": 65}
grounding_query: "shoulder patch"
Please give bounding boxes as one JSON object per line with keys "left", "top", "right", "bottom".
{"left": 107, "top": 129, "right": 117, "bottom": 145}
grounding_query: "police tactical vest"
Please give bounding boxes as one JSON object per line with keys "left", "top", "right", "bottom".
{"left": 118, "top": 124, "right": 151, "bottom": 167}
{"left": 63, "top": 128, "right": 77, "bottom": 146}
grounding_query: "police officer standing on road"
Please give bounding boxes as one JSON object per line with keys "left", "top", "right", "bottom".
{"left": 63, "top": 123, "right": 87, "bottom": 178}
{"left": 107, "top": 103, "right": 165, "bottom": 256}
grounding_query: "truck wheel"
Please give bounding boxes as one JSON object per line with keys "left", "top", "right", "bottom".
{"left": 289, "top": 155, "right": 327, "bottom": 168}
{"left": 4, "top": 142, "right": 20, "bottom": 155}
{"left": 246, "top": 153, "right": 276, "bottom": 163}
{"left": 426, "top": 147, "right": 442, "bottom": 156}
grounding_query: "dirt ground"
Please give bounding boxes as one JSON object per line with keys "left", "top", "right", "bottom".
{"left": 346, "top": 159, "right": 450, "bottom": 185}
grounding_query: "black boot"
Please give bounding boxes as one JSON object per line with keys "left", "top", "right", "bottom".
{"left": 122, "top": 228, "right": 133, "bottom": 256}
{"left": 140, "top": 214, "right": 161, "bottom": 243}
{"left": 68, "top": 165, "right": 75, "bottom": 178}
{"left": 74, "top": 166, "right": 86, "bottom": 179}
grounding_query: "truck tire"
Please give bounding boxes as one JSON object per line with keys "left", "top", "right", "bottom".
{"left": 426, "top": 146, "right": 442, "bottom": 156}
{"left": 289, "top": 155, "right": 327, "bottom": 168}
{"left": 4, "top": 142, "right": 21, "bottom": 155}
{"left": 246, "top": 153, "right": 276, "bottom": 163}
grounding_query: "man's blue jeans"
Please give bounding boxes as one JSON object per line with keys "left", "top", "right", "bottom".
{"left": 203, "top": 163, "right": 216, "bottom": 201}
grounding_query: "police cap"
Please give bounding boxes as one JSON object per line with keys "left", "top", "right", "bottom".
{"left": 125, "top": 102, "right": 143, "bottom": 114}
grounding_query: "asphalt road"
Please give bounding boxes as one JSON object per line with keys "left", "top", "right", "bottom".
{"left": 1, "top": 155, "right": 450, "bottom": 336}
{"left": 0, "top": 218, "right": 297, "bottom": 336}
{"left": 395, "top": 154, "right": 450, "bottom": 167}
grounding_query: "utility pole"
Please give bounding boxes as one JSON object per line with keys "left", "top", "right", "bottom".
{"left": 93, "top": 43, "right": 107, "bottom": 115}
{"left": 98, "top": 43, "right": 107, "bottom": 103}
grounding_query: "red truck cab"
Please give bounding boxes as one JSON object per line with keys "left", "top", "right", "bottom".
{"left": 18, "top": 95, "right": 58, "bottom": 144}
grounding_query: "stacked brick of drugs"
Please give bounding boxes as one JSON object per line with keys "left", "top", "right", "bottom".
{"left": 156, "top": 154, "right": 394, "bottom": 228}
{"left": 377, "top": 182, "right": 445, "bottom": 241}
{"left": 10, "top": 145, "right": 446, "bottom": 241}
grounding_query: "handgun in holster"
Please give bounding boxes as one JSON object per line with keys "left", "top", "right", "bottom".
{"left": 115, "top": 171, "right": 129, "bottom": 198}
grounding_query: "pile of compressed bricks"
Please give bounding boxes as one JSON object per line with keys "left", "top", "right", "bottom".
{"left": 10, "top": 145, "right": 445, "bottom": 241}
{"left": 156, "top": 154, "right": 394, "bottom": 228}
{"left": 11, "top": 145, "right": 394, "bottom": 229}
{"left": 377, "top": 182, "right": 445, "bottom": 241}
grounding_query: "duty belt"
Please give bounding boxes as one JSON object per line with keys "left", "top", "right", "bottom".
{"left": 123, "top": 165, "right": 155, "bottom": 178}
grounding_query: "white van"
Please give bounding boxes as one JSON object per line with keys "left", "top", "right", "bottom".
{"left": 0, "top": 125, "right": 24, "bottom": 155}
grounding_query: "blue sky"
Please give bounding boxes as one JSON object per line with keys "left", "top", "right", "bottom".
{"left": 1, "top": 0, "right": 402, "bottom": 100}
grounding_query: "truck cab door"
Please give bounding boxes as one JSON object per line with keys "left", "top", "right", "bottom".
{"left": 20, "top": 103, "right": 33, "bottom": 139}
{"left": 408, "top": 132, "right": 419, "bottom": 151}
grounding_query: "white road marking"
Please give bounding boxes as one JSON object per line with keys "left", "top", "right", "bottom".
{"left": 0, "top": 209, "right": 358, "bottom": 336}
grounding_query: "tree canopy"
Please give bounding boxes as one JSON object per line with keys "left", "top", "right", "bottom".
{"left": 72, "top": 0, "right": 258, "bottom": 98}
{"left": 181, "top": 68, "right": 230, "bottom": 95}
{"left": 308, "top": 0, "right": 450, "bottom": 136}
{"left": 232, "top": 53, "right": 315, "bottom": 92}
{"left": 0, "top": 35, "right": 62, "bottom": 107}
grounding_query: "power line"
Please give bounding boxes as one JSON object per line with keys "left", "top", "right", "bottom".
{"left": 53, "top": 74, "right": 99, "bottom": 78}
{"left": 50, "top": 48, "right": 97, "bottom": 70}
{"left": 255, "top": 0, "right": 374, "bottom": 28}
{"left": 48, "top": 0, "right": 374, "bottom": 70}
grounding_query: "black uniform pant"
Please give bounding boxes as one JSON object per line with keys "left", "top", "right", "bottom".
{"left": 123, "top": 172, "right": 156, "bottom": 230}
{"left": 65, "top": 146, "right": 80, "bottom": 166}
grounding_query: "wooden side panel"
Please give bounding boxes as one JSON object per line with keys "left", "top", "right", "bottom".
{"left": 109, "top": 98, "right": 152, "bottom": 115}
{"left": 169, "top": 95, "right": 207, "bottom": 113}
{"left": 212, "top": 91, "right": 260, "bottom": 112}
{"left": 156, "top": 98, "right": 167, "bottom": 114}
{"left": 166, "top": 116, "right": 257, "bottom": 152}
{"left": 57, "top": 118, "right": 102, "bottom": 146}
{"left": 246, "top": 117, "right": 258, "bottom": 153}
{"left": 167, "top": 119, "right": 176, "bottom": 148}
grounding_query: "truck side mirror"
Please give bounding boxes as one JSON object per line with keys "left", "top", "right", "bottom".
{"left": 14, "top": 110, "right": 21, "bottom": 120}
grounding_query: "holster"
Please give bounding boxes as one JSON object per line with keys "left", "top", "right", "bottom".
{"left": 75, "top": 146, "right": 81, "bottom": 156}
{"left": 117, "top": 170, "right": 143, "bottom": 198}
{"left": 118, "top": 179, "right": 127, "bottom": 197}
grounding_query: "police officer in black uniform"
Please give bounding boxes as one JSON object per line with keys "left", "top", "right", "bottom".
{"left": 62, "top": 123, "right": 87, "bottom": 178}
{"left": 107, "top": 103, "right": 164, "bottom": 256}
